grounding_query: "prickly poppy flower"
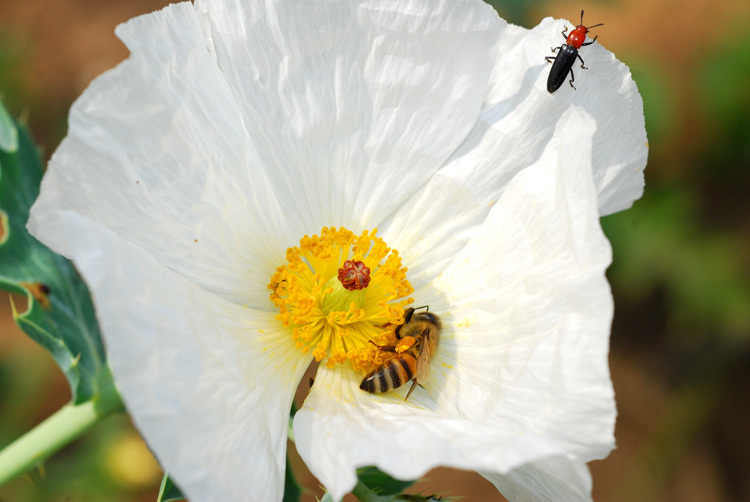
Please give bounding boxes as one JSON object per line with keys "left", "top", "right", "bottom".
{"left": 28, "top": 0, "right": 647, "bottom": 500}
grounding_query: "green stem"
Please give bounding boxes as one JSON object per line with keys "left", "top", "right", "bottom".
{"left": 0, "top": 381, "right": 122, "bottom": 486}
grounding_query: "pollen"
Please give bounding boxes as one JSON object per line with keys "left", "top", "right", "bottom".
{"left": 268, "top": 227, "right": 414, "bottom": 372}
{"left": 395, "top": 336, "right": 416, "bottom": 353}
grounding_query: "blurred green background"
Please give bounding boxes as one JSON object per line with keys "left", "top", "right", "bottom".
{"left": 1, "top": 0, "right": 749, "bottom": 501}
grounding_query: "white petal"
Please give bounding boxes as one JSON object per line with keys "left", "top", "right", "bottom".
{"left": 426, "top": 107, "right": 616, "bottom": 459}
{"left": 382, "top": 19, "right": 646, "bottom": 284}
{"left": 295, "top": 108, "right": 615, "bottom": 501}
{"left": 29, "top": 3, "right": 296, "bottom": 308}
{"left": 379, "top": 169, "right": 489, "bottom": 290}
{"left": 295, "top": 363, "right": 521, "bottom": 502}
{"left": 481, "top": 457, "right": 593, "bottom": 502}
{"left": 506, "top": 17, "right": 647, "bottom": 216}
{"left": 193, "top": 0, "right": 505, "bottom": 230}
{"left": 29, "top": 209, "right": 309, "bottom": 502}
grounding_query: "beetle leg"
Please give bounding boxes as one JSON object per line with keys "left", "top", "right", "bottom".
{"left": 568, "top": 68, "right": 577, "bottom": 90}
{"left": 577, "top": 53, "right": 587, "bottom": 70}
{"left": 581, "top": 35, "right": 599, "bottom": 46}
{"left": 561, "top": 27, "right": 568, "bottom": 40}
{"left": 546, "top": 45, "right": 562, "bottom": 63}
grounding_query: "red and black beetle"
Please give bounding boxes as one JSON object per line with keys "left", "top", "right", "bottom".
{"left": 545, "top": 10, "right": 603, "bottom": 93}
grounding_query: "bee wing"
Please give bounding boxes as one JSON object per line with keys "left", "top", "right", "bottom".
{"left": 415, "top": 335, "right": 432, "bottom": 383}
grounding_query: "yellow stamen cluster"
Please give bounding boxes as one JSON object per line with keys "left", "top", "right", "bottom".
{"left": 268, "top": 227, "right": 414, "bottom": 372}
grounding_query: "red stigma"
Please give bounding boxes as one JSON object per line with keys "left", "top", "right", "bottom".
{"left": 338, "top": 260, "right": 371, "bottom": 291}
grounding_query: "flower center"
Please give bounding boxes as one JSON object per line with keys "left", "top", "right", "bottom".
{"left": 268, "top": 227, "right": 414, "bottom": 372}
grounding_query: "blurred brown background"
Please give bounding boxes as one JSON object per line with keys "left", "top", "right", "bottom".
{"left": 1, "top": 0, "right": 749, "bottom": 501}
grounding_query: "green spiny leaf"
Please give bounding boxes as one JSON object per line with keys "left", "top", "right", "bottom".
{"left": 157, "top": 473, "right": 185, "bottom": 502}
{"left": 351, "top": 467, "right": 456, "bottom": 501}
{"left": 0, "top": 101, "right": 106, "bottom": 404}
{"left": 356, "top": 466, "right": 416, "bottom": 496}
{"left": 0, "top": 105, "right": 17, "bottom": 151}
{"left": 352, "top": 479, "right": 451, "bottom": 502}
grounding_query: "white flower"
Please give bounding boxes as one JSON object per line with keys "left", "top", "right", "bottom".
{"left": 28, "top": 1, "right": 646, "bottom": 501}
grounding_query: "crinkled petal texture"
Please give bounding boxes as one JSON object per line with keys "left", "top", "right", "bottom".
{"left": 38, "top": 213, "right": 309, "bottom": 501}
{"left": 481, "top": 457, "right": 593, "bottom": 502}
{"left": 194, "top": 0, "right": 503, "bottom": 231}
{"left": 27, "top": 0, "right": 646, "bottom": 501}
{"left": 381, "top": 16, "right": 647, "bottom": 289}
{"left": 295, "top": 109, "right": 615, "bottom": 502}
{"left": 479, "top": 17, "right": 647, "bottom": 217}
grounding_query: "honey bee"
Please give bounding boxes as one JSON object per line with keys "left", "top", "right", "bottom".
{"left": 359, "top": 306, "right": 441, "bottom": 401}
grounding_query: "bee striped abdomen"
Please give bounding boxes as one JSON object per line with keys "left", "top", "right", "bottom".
{"left": 360, "top": 352, "right": 416, "bottom": 394}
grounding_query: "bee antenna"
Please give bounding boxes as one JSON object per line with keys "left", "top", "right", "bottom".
{"left": 413, "top": 305, "right": 429, "bottom": 312}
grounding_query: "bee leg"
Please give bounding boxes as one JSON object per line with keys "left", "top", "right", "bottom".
{"left": 368, "top": 340, "right": 397, "bottom": 352}
{"left": 404, "top": 379, "right": 419, "bottom": 401}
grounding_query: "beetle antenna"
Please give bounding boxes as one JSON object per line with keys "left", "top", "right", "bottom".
{"left": 580, "top": 10, "right": 584, "bottom": 26}
{"left": 587, "top": 22, "right": 604, "bottom": 30}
